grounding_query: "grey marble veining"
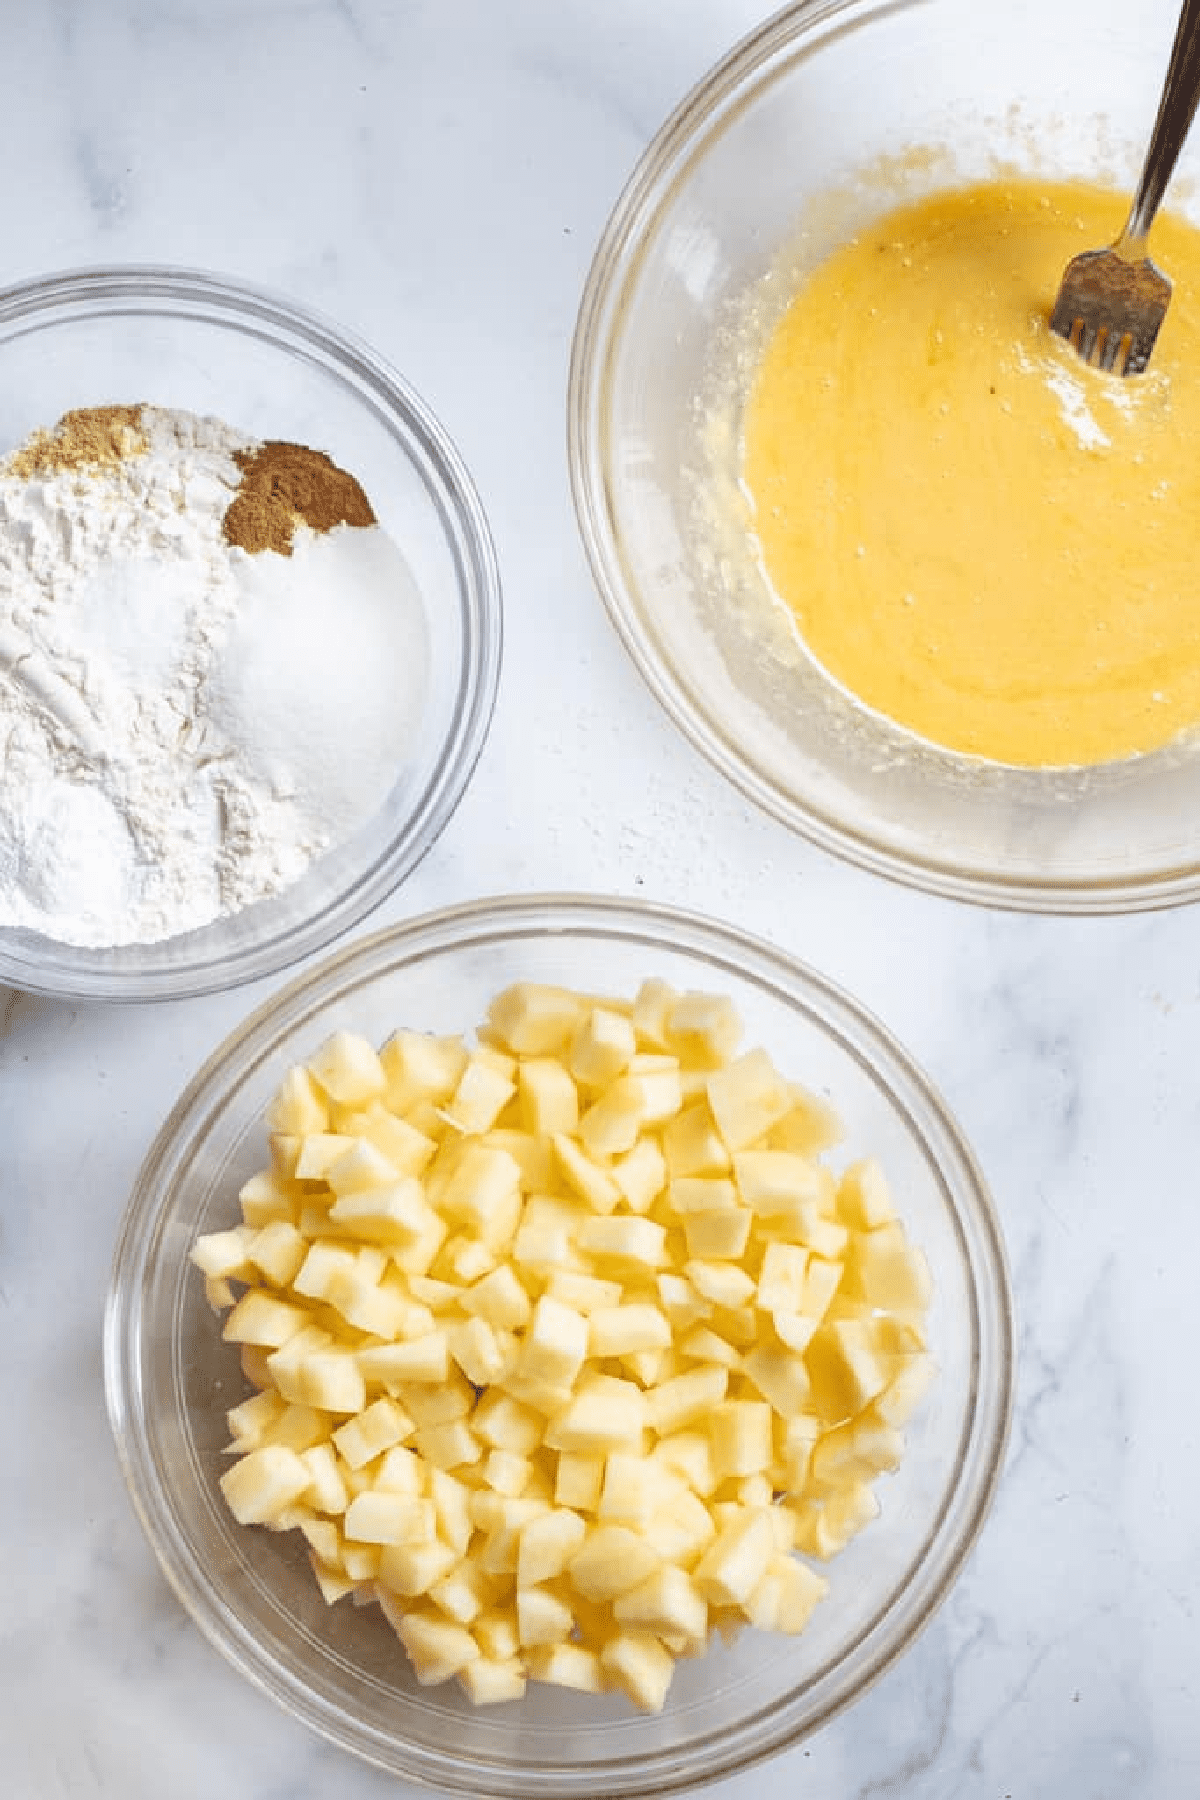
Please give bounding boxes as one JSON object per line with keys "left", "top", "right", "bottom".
{"left": 4, "top": 2, "right": 1200, "bottom": 1796}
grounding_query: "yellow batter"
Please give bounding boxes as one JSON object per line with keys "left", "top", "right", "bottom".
{"left": 743, "top": 178, "right": 1200, "bottom": 767}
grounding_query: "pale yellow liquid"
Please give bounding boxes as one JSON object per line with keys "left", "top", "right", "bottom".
{"left": 743, "top": 179, "right": 1200, "bottom": 767}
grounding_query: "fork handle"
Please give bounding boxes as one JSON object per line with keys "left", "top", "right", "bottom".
{"left": 1124, "top": 0, "right": 1200, "bottom": 251}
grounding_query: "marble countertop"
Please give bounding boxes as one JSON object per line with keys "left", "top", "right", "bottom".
{"left": 3, "top": 3, "right": 1199, "bottom": 1795}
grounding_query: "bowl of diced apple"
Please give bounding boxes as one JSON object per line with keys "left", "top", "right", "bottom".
{"left": 105, "top": 894, "right": 1013, "bottom": 1797}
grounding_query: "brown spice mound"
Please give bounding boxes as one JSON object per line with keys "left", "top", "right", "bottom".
{"left": 3, "top": 404, "right": 147, "bottom": 478}
{"left": 223, "top": 440, "right": 377, "bottom": 556}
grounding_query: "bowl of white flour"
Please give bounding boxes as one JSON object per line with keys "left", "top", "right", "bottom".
{"left": 0, "top": 268, "right": 502, "bottom": 1001}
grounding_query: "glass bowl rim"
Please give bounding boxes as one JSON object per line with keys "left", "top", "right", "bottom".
{"left": 566, "top": 0, "right": 1200, "bottom": 916}
{"left": 104, "top": 890, "right": 1015, "bottom": 1797}
{"left": 0, "top": 262, "right": 503, "bottom": 1001}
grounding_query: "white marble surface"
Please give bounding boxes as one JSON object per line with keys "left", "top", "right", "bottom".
{"left": 2, "top": 3, "right": 1199, "bottom": 1795}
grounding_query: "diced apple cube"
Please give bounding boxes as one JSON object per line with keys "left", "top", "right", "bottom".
{"left": 544, "top": 1376, "right": 646, "bottom": 1454}
{"left": 645, "top": 1364, "right": 728, "bottom": 1435}
{"left": 310, "top": 1556, "right": 356, "bottom": 1605}
{"left": 265, "top": 1324, "right": 334, "bottom": 1404}
{"left": 308, "top": 1031, "right": 388, "bottom": 1107}
{"left": 695, "top": 1508, "right": 774, "bottom": 1607}
{"left": 768, "top": 1083, "right": 843, "bottom": 1155}
{"left": 264, "top": 1402, "right": 328, "bottom": 1454}
{"left": 325, "top": 1138, "right": 400, "bottom": 1198}
{"left": 438, "top": 1142, "right": 522, "bottom": 1232}
{"left": 611, "top": 1136, "right": 667, "bottom": 1214}
{"left": 707, "top": 1048, "right": 792, "bottom": 1148}
{"left": 392, "top": 1607, "right": 480, "bottom": 1684}
{"left": 684, "top": 1260, "right": 755, "bottom": 1309}
{"left": 520, "top": 1295, "right": 588, "bottom": 1389}
{"left": 733, "top": 1149, "right": 824, "bottom": 1219}
{"left": 515, "top": 1057, "right": 579, "bottom": 1135}
{"left": 414, "top": 1419, "right": 482, "bottom": 1471}
{"left": 343, "top": 1490, "right": 429, "bottom": 1545}
{"left": 299, "top": 1350, "right": 367, "bottom": 1415}
{"left": 613, "top": 1564, "right": 707, "bottom": 1643}
{"left": 656, "top": 1272, "right": 712, "bottom": 1331}
{"left": 837, "top": 1156, "right": 896, "bottom": 1230}
{"left": 245, "top": 1220, "right": 307, "bottom": 1287}
{"left": 579, "top": 1078, "right": 645, "bottom": 1157}
{"left": 240, "top": 1168, "right": 301, "bottom": 1226}
{"left": 332, "top": 1397, "right": 414, "bottom": 1470}
{"left": 666, "top": 992, "right": 742, "bottom": 1068}
{"left": 441, "top": 1056, "right": 516, "bottom": 1135}
{"left": 873, "top": 1352, "right": 937, "bottom": 1426}
{"left": 460, "top": 1262, "right": 532, "bottom": 1330}
{"left": 487, "top": 983, "right": 587, "bottom": 1054}
{"left": 643, "top": 1489, "right": 717, "bottom": 1566}
{"left": 526, "top": 1642, "right": 603, "bottom": 1693}
{"left": 599, "top": 1630, "right": 675, "bottom": 1713}
{"left": 554, "top": 1450, "right": 604, "bottom": 1511}
{"left": 678, "top": 1326, "right": 740, "bottom": 1370}
{"left": 651, "top": 1430, "right": 716, "bottom": 1498}
{"left": 222, "top": 1289, "right": 309, "bottom": 1349}
{"left": 299, "top": 1442, "right": 349, "bottom": 1514}
{"left": 472, "top": 1610, "right": 520, "bottom": 1663}
{"left": 512, "top": 1190, "right": 590, "bottom": 1273}
{"left": 552, "top": 1134, "right": 621, "bottom": 1215}
{"left": 379, "top": 1031, "right": 468, "bottom": 1112}
{"left": 267, "top": 1064, "right": 329, "bottom": 1136}
{"left": 567, "top": 1525, "right": 661, "bottom": 1601}
{"left": 662, "top": 1101, "right": 731, "bottom": 1179}
{"left": 569, "top": 1007, "right": 637, "bottom": 1087}
{"left": 806, "top": 1319, "right": 888, "bottom": 1423}
{"left": 516, "top": 1585, "right": 574, "bottom": 1647}
{"left": 711, "top": 1401, "right": 774, "bottom": 1478}
{"left": 328, "top": 1176, "right": 438, "bottom": 1246}
{"left": 588, "top": 1304, "right": 672, "bottom": 1358}
{"left": 631, "top": 978, "right": 678, "bottom": 1049}
{"left": 516, "top": 1507, "right": 587, "bottom": 1586}
{"left": 811, "top": 1414, "right": 905, "bottom": 1486}
{"left": 375, "top": 1444, "right": 424, "bottom": 1495}
{"left": 225, "top": 1388, "right": 286, "bottom": 1452}
{"left": 756, "top": 1242, "right": 809, "bottom": 1314}
{"left": 474, "top": 1391, "right": 544, "bottom": 1456}
{"left": 742, "top": 1346, "right": 812, "bottom": 1419}
{"left": 577, "top": 1215, "right": 667, "bottom": 1271}
{"left": 219, "top": 1447, "right": 313, "bottom": 1525}
{"left": 683, "top": 1208, "right": 752, "bottom": 1261}
{"left": 458, "top": 1657, "right": 527, "bottom": 1705}
{"left": 843, "top": 1223, "right": 932, "bottom": 1312}
{"left": 191, "top": 1225, "right": 255, "bottom": 1282}
{"left": 597, "top": 1453, "right": 670, "bottom": 1527}
{"left": 356, "top": 1332, "right": 449, "bottom": 1388}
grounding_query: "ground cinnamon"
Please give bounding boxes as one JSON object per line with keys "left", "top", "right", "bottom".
{"left": 222, "top": 440, "right": 377, "bottom": 556}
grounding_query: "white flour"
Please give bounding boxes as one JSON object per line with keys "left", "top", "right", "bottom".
{"left": 0, "top": 406, "right": 428, "bottom": 947}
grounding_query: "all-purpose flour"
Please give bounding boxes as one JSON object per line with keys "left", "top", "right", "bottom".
{"left": 0, "top": 405, "right": 428, "bottom": 947}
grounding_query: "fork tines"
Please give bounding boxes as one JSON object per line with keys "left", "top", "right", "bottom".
{"left": 1049, "top": 247, "right": 1173, "bottom": 377}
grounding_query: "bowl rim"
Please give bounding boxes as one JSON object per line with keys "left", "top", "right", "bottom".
{"left": 105, "top": 890, "right": 1015, "bottom": 1797}
{"left": 566, "top": 0, "right": 1200, "bottom": 916}
{"left": 0, "top": 263, "right": 503, "bottom": 1001}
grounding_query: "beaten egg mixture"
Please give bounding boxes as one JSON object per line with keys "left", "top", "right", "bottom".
{"left": 743, "top": 178, "right": 1200, "bottom": 767}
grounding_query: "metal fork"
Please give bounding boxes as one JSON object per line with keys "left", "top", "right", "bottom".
{"left": 1049, "top": 0, "right": 1200, "bottom": 376}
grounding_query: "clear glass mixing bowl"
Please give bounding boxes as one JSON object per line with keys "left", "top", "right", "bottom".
{"left": 569, "top": 0, "right": 1200, "bottom": 912}
{"left": 0, "top": 267, "right": 501, "bottom": 999}
{"left": 105, "top": 895, "right": 1013, "bottom": 1796}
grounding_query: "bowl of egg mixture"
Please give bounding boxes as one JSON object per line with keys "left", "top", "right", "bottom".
{"left": 0, "top": 268, "right": 501, "bottom": 1000}
{"left": 105, "top": 895, "right": 1012, "bottom": 1796}
{"left": 570, "top": 0, "right": 1200, "bottom": 911}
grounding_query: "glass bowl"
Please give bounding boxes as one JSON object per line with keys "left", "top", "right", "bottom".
{"left": 569, "top": 0, "right": 1200, "bottom": 913}
{"left": 105, "top": 894, "right": 1013, "bottom": 1797}
{"left": 0, "top": 267, "right": 501, "bottom": 1000}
